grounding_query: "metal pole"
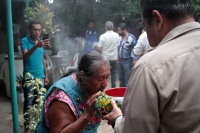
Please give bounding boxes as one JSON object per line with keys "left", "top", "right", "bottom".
{"left": 25, "top": 0, "right": 29, "bottom": 8}
{"left": 5, "top": 0, "right": 20, "bottom": 133}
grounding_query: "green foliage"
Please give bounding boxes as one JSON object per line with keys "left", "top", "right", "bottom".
{"left": 191, "top": 0, "right": 200, "bottom": 22}
{"left": 52, "top": 0, "right": 88, "bottom": 37}
{"left": 23, "top": 7, "right": 37, "bottom": 22}
{"left": 16, "top": 74, "right": 23, "bottom": 86}
{"left": 23, "top": 1, "right": 59, "bottom": 34}
{"left": 51, "top": 0, "right": 142, "bottom": 37}
{"left": 23, "top": 72, "right": 46, "bottom": 132}
{"left": 24, "top": 0, "right": 200, "bottom": 38}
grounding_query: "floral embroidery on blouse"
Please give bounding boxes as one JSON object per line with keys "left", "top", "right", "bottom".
{"left": 45, "top": 74, "right": 101, "bottom": 129}
{"left": 76, "top": 96, "right": 101, "bottom": 130}
{"left": 44, "top": 89, "right": 78, "bottom": 127}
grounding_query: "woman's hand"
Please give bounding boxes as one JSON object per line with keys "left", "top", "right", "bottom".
{"left": 85, "top": 91, "right": 101, "bottom": 119}
{"left": 102, "top": 99, "right": 123, "bottom": 125}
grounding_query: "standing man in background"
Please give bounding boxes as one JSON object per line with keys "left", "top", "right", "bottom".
{"left": 117, "top": 23, "right": 137, "bottom": 87}
{"left": 80, "top": 20, "right": 98, "bottom": 53}
{"left": 96, "top": 21, "right": 119, "bottom": 88}
{"left": 133, "top": 30, "right": 153, "bottom": 64}
{"left": 21, "top": 21, "right": 49, "bottom": 133}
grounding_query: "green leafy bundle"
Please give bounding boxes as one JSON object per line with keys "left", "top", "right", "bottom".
{"left": 23, "top": 72, "right": 46, "bottom": 132}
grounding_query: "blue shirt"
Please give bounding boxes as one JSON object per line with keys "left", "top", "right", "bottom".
{"left": 118, "top": 33, "right": 137, "bottom": 59}
{"left": 81, "top": 28, "right": 98, "bottom": 53}
{"left": 20, "top": 36, "right": 44, "bottom": 78}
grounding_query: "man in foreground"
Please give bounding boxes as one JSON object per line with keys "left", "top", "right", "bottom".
{"left": 103, "top": 0, "right": 200, "bottom": 132}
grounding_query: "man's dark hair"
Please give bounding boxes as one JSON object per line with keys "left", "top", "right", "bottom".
{"left": 28, "top": 21, "right": 41, "bottom": 30}
{"left": 118, "top": 23, "right": 127, "bottom": 30}
{"left": 140, "top": 0, "right": 195, "bottom": 24}
{"left": 87, "top": 19, "right": 95, "bottom": 24}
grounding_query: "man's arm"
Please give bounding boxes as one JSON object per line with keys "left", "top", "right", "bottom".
{"left": 116, "top": 63, "right": 160, "bottom": 133}
{"left": 132, "top": 43, "right": 143, "bottom": 64}
{"left": 133, "top": 32, "right": 151, "bottom": 56}
{"left": 133, "top": 34, "right": 146, "bottom": 56}
{"left": 133, "top": 47, "right": 143, "bottom": 56}
{"left": 104, "top": 63, "right": 160, "bottom": 133}
{"left": 22, "top": 45, "right": 38, "bottom": 60}
{"left": 95, "top": 35, "right": 103, "bottom": 52}
{"left": 22, "top": 39, "right": 49, "bottom": 60}
{"left": 43, "top": 55, "right": 49, "bottom": 85}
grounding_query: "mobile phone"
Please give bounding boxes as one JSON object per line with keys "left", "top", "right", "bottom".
{"left": 42, "top": 34, "right": 49, "bottom": 40}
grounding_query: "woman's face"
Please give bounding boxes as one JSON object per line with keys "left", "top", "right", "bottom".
{"left": 88, "top": 64, "right": 110, "bottom": 94}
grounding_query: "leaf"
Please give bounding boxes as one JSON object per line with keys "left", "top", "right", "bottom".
{"left": 23, "top": 1, "right": 59, "bottom": 34}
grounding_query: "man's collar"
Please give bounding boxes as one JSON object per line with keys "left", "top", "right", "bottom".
{"left": 28, "top": 35, "right": 40, "bottom": 43}
{"left": 158, "top": 22, "right": 200, "bottom": 47}
{"left": 122, "top": 32, "right": 129, "bottom": 40}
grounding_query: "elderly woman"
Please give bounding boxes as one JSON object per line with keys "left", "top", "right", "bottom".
{"left": 35, "top": 51, "right": 110, "bottom": 133}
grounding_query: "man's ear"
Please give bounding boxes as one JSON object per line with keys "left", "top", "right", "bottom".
{"left": 152, "top": 10, "right": 163, "bottom": 30}
{"left": 105, "top": 26, "right": 107, "bottom": 31}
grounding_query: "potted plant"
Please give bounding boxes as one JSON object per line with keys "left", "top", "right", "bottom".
{"left": 23, "top": 1, "right": 59, "bottom": 34}
{"left": 23, "top": 1, "right": 60, "bottom": 54}
{"left": 16, "top": 74, "right": 23, "bottom": 87}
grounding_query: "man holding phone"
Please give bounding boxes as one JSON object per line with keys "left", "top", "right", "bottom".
{"left": 20, "top": 21, "right": 49, "bottom": 133}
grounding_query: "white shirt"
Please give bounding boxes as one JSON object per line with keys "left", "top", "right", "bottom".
{"left": 133, "top": 32, "right": 152, "bottom": 56}
{"left": 98, "top": 30, "right": 120, "bottom": 61}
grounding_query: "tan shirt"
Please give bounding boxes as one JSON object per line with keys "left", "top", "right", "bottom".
{"left": 115, "top": 22, "right": 200, "bottom": 133}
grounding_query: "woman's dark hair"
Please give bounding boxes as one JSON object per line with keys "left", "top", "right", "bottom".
{"left": 140, "top": 0, "right": 195, "bottom": 24}
{"left": 28, "top": 21, "right": 41, "bottom": 30}
{"left": 118, "top": 23, "right": 127, "bottom": 30}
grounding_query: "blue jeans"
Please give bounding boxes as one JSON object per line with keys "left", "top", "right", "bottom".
{"left": 109, "top": 60, "right": 117, "bottom": 88}
{"left": 23, "top": 78, "right": 44, "bottom": 131}
{"left": 118, "top": 58, "right": 133, "bottom": 87}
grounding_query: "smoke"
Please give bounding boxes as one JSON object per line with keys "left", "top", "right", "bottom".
{"left": 48, "top": 20, "right": 79, "bottom": 57}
